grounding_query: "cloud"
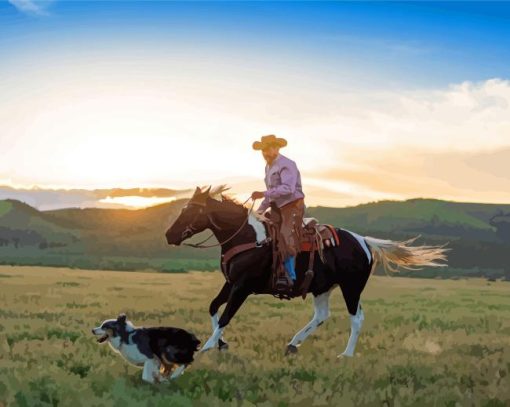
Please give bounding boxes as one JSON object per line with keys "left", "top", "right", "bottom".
{"left": 310, "top": 146, "right": 510, "bottom": 205}
{"left": 300, "top": 78, "right": 510, "bottom": 204}
{"left": 308, "top": 78, "right": 510, "bottom": 156}
{"left": 0, "top": 45, "right": 509, "bottom": 206}
{"left": 8, "top": 0, "right": 54, "bottom": 16}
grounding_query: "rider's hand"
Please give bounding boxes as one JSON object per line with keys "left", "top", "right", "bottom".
{"left": 251, "top": 191, "right": 265, "bottom": 200}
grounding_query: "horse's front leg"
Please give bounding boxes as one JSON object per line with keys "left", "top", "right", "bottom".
{"left": 201, "top": 282, "right": 250, "bottom": 353}
{"left": 209, "top": 282, "right": 232, "bottom": 350}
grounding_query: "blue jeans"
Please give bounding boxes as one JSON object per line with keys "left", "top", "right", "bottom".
{"left": 283, "top": 256, "right": 296, "bottom": 281}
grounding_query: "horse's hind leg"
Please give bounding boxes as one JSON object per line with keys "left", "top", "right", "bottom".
{"left": 285, "top": 288, "right": 333, "bottom": 355}
{"left": 339, "top": 300, "right": 364, "bottom": 357}
{"left": 337, "top": 266, "right": 370, "bottom": 358}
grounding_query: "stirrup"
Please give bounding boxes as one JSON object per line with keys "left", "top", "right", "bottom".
{"left": 276, "top": 292, "right": 292, "bottom": 301}
{"left": 273, "top": 288, "right": 293, "bottom": 301}
{"left": 275, "top": 277, "right": 293, "bottom": 291}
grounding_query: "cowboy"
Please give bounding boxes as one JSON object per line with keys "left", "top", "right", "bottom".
{"left": 251, "top": 135, "right": 306, "bottom": 290}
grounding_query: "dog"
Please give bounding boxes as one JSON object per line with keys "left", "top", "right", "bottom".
{"left": 92, "top": 313, "right": 200, "bottom": 383}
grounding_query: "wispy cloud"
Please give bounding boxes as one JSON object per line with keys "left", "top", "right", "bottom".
{"left": 8, "top": 0, "right": 54, "bottom": 16}
{"left": 301, "top": 78, "right": 510, "bottom": 204}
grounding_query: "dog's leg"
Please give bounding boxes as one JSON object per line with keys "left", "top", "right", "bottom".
{"left": 142, "top": 359, "right": 157, "bottom": 384}
{"left": 159, "top": 358, "right": 175, "bottom": 378}
{"left": 141, "top": 358, "right": 167, "bottom": 384}
{"left": 170, "top": 364, "right": 186, "bottom": 380}
{"left": 153, "top": 363, "right": 170, "bottom": 384}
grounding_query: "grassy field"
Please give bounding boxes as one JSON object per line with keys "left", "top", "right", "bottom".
{"left": 0, "top": 266, "right": 509, "bottom": 406}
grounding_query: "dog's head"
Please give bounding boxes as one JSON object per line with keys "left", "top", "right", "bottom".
{"left": 91, "top": 313, "right": 131, "bottom": 344}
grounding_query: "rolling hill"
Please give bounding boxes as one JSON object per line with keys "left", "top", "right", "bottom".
{"left": 0, "top": 198, "right": 509, "bottom": 278}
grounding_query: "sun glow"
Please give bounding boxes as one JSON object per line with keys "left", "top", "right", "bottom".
{"left": 99, "top": 196, "right": 177, "bottom": 209}
{"left": 2, "top": 45, "right": 510, "bottom": 205}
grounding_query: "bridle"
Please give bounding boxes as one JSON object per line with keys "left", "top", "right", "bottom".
{"left": 181, "top": 196, "right": 257, "bottom": 249}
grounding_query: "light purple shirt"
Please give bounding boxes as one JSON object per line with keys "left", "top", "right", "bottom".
{"left": 257, "top": 153, "right": 305, "bottom": 213}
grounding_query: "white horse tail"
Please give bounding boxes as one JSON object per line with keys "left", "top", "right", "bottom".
{"left": 364, "top": 235, "right": 449, "bottom": 276}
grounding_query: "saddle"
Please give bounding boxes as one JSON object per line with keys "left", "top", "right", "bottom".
{"left": 260, "top": 212, "right": 340, "bottom": 300}
{"left": 301, "top": 218, "right": 341, "bottom": 254}
{"left": 219, "top": 212, "right": 341, "bottom": 301}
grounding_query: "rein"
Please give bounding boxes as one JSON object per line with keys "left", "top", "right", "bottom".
{"left": 182, "top": 196, "right": 257, "bottom": 249}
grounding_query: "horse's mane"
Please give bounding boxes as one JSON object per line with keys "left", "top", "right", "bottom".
{"left": 201, "top": 184, "right": 248, "bottom": 214}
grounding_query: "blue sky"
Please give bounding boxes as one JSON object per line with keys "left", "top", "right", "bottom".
{"left": 2, "top": 1, "right": 510, "bottom": 89}
{"left": 1, "top": 1, "right": 510, "bottom": 206}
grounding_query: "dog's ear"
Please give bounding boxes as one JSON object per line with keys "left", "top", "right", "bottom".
{"left": 117, "top": 313, "right": 127, "bottom": 324}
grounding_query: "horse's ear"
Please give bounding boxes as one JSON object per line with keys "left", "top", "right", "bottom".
{"left": 193, "top": 186, "right": 201, "bottom": 196}
{"left": 204, "top": 185, "right": 211, "bottom": 195}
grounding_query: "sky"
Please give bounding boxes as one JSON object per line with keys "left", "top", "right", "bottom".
{"left": 1, "top": 1, "right": 510, "bottom": 207}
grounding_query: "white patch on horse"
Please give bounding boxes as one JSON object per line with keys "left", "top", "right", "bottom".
{"left": 340, "top": 301, "right": 365, "bottom": 357}
{"left": 288, "top": 288, "right": 333, "bottom": 347}
{"left": 248, "top": 213, "right": 266, "bottom": 244}
{"left": 201, "top": 326, "right": 225, "bottom": 352}
{"left": 210, "top": 313, "right": 227, "bottom": 347}
{"left": 344, "top": 229, "right": 372, "bottom": 263}
{"left": 211, "top": 313, "right": 219, "bottom": 330}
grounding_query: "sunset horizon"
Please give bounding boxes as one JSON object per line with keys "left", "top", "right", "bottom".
{"left": 2, "top": 2, "right": 510, "bottom": 207}
{"left": 1, "top": 178, "right": 509, "bottom": 211}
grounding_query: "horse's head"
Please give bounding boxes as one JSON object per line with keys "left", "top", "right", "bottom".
{"left": 165, "top": 186, "right": 212, "bottom": 246}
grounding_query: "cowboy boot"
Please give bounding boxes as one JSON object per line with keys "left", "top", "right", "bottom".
{"left": 275, "top": 277, "right": 291, "bottom": 293}
{"left": 274, "top": 260, "right": 291, "bottom": 293}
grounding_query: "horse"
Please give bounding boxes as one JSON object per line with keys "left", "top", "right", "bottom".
{"left": 165, "top": 185, "right": 448, "bottom": 362}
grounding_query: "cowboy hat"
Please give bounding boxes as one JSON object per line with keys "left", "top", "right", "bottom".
{"left": 252, "top": 134, "right": 288, "bottom": 150}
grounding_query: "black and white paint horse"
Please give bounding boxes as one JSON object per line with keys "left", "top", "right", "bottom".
{"left": 165, "top": 185, "right": 448, "bottom": 360}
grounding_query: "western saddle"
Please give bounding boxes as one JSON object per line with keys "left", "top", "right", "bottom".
{"left": 220, "top": 209, "right": 340, "bottom": 301}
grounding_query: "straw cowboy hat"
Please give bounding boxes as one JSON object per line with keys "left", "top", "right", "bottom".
{"left": 252, "top": 134, "right": 288, "bottom": 150}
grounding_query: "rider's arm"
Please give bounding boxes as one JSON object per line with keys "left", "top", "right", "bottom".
{"left": 264, "top": 162, "right": 297, "bottom": 200}
{"left": 257, "top": 196, "right": 270, "bottom": 214}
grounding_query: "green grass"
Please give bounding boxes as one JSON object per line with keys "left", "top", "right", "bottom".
{"left": 0, "top": 201, "right": 12, "bottom": 218}
{"left": 0, "top": 266, "right": 509, "bottom": 406}
{"left": 0, "top": 250, "right": 219, "bottom": 272}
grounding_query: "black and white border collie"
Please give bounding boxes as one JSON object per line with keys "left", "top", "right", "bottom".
{"left": 92, "top": 313, "right": 200, "bottom": 383}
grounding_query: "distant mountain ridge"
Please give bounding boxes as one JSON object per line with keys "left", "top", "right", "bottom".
{"left": 0, "top": 197, "right": 509, "bottom": 278}
{"left": 0, "top": 185, "right": 192, "bottom": 210}
{"left": 308, "top": 199, "right": 509, "bottom": 238}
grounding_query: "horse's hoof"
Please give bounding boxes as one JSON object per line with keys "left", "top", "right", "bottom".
{"left": 218, "top": 339, "right": 229, "bottom": 351}
{"left": 337, "top": 352, "right": 353, "bottom": 359}
{"left": 285, "top": 344, "right": 298, "bottom": 356}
